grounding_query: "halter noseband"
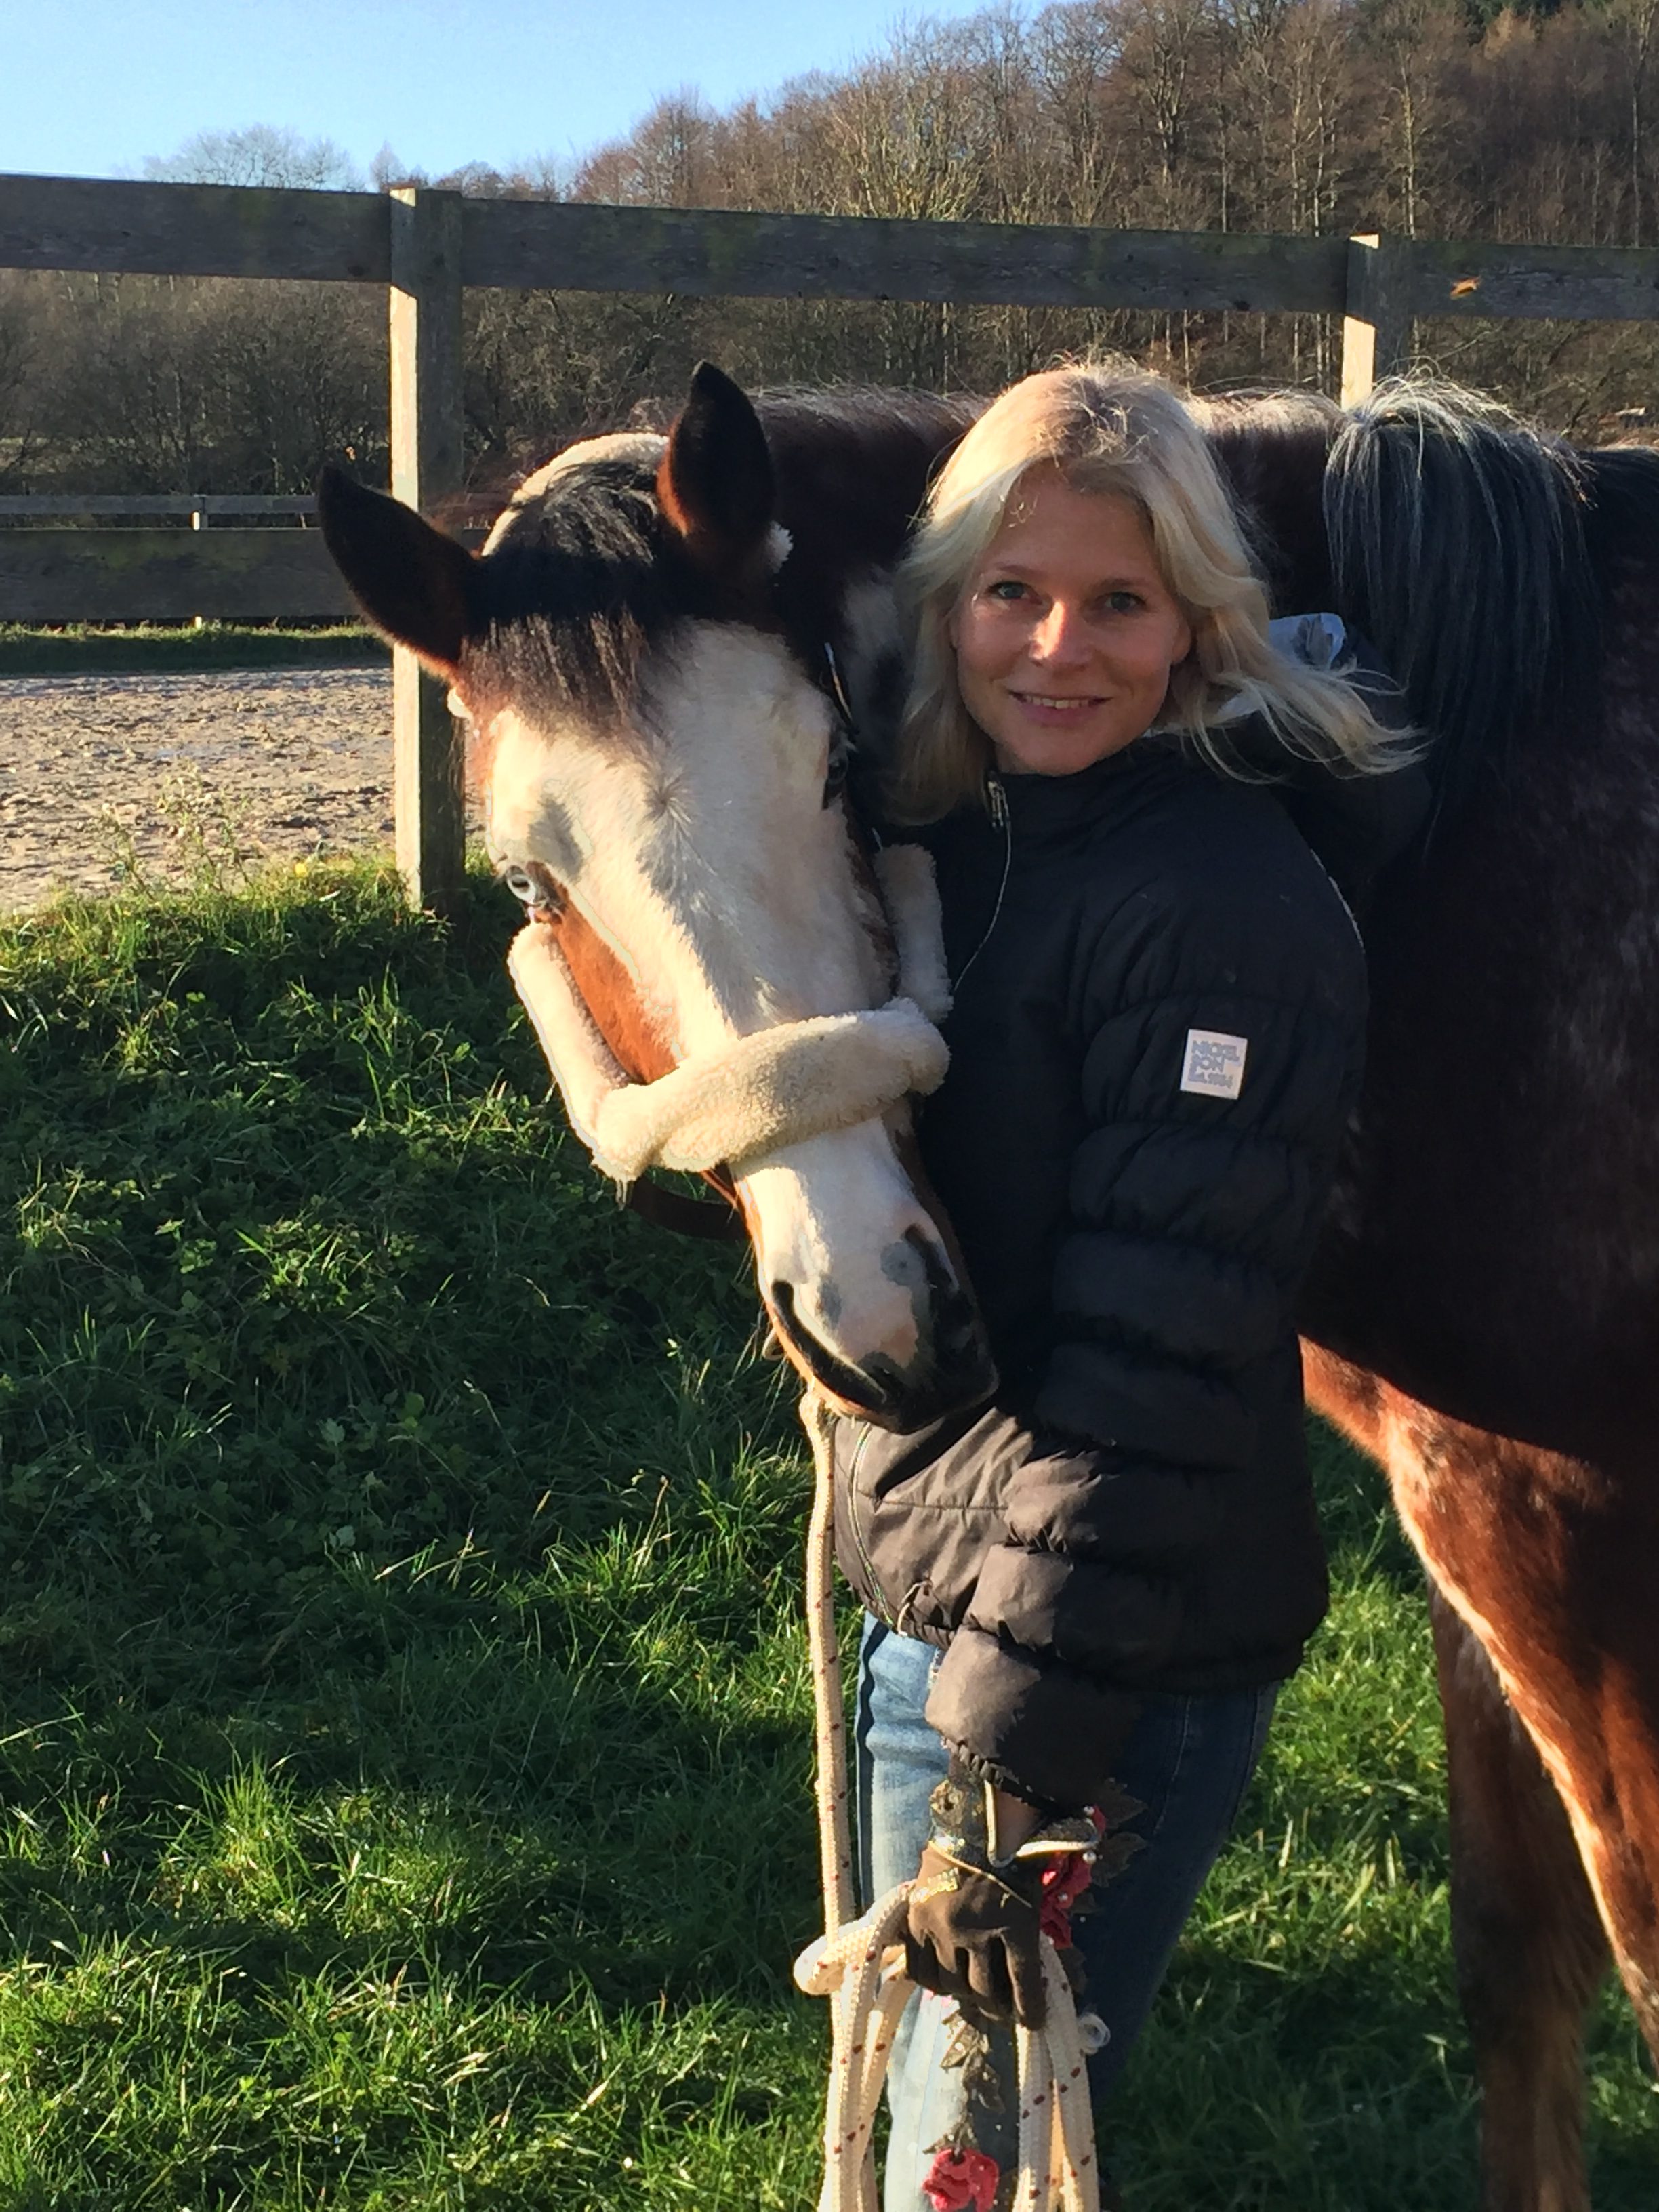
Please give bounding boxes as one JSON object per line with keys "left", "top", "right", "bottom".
{"left": 506, "top": 842, "right": 953, "bottom": 1197}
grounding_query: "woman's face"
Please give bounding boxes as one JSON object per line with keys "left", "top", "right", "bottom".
{"left": 951, "top": 470, "right": 1193, "bottom": 777}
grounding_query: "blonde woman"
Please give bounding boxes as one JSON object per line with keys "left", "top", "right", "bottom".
{"left": 838, "top": 363, "right": 1411, "bottom": 2209}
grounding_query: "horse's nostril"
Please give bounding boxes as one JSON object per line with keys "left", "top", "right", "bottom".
{"left": 768, "top": 1281, "right": 901, "bottom": 1415}
{"left": 897, "top": 1225, "right": 987, "bottom": 1355}
{"left": 766, "top": 1272, "right": 995, "bottom": 1427}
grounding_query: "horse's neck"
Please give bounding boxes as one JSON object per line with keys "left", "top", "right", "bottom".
{"left": 763, "top": 391, "right": 977, "bottom": 577}
{"left": 762, "top": 391, "right": 979, "bottom": 756}
{"left": 1204, "top": 405, "right": 1339, "bottom": 617}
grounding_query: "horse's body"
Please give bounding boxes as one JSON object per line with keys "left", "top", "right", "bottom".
{"left": 319, "top": 369, "right": 1659, "bottom": 2209}
{"left": 1240, "top": 402, "right": 1659, "bottom": 2212}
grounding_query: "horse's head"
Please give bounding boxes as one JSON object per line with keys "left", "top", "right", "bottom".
{"left": 319, "top": 364, "right": 994, "bottom": 1428}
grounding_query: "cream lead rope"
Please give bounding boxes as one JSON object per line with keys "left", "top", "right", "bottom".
{"left": 501, "top": 843, "right": 1099, "bottom": 2207}
{"left": 793, "top": 1391, "right": 1102, "bottom": 2212}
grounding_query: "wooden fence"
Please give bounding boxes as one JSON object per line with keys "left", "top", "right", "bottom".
{"left": 0, "top": 495, "right": 493, "bottom": 628}
{"left": 0, "top": 495, "right": 352, "bottom": 625}
{"left": 7, "top": 171, "right": 1659, "bottom": 904}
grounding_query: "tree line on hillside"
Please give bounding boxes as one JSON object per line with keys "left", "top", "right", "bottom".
{"left": 4, "top": 0, "right": 1659, "bottom": 500}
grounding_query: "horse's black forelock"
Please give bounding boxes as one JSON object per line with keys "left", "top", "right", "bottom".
{"left": 1325, "top": 385, "right": 1601, "bottom": 815}
{"left": 467, "top": 455, "right": 692, "bottom": 724}
{"left": 461, "top": 392, "right": 979, "bottom": 733}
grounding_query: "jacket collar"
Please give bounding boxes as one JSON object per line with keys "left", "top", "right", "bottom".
{"left": 991, "top": 737, "right": 1186, "bottom": 837}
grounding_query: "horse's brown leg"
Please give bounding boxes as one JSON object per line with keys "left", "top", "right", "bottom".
{"left": 1429, "top": 1581, "right": 1607, "bottom": 2212}
{"left": 1302, "top": 1347, "right": 1626, "bottom": 2212}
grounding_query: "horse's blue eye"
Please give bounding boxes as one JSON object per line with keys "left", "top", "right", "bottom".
{"left": 504, "top": 864, "right": 564, "bottom": 916}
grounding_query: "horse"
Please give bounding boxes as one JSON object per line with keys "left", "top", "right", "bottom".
{"left": 317, "top": 363, "right": 1659, "bottom": 2211}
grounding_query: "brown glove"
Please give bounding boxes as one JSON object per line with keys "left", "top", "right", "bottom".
{"left": 905, "top": 1839, "right": 1048, "bottom": 2027}
{"left": 905, "top": 1762, "right": 1143, "bottom": 2029}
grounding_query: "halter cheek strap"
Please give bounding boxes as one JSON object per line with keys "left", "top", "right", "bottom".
{"left": 871, "top": 842, "right": 952, "bottom": 1024}
{"left": 507, "top": 844, "right": 954, "bottom": 1187}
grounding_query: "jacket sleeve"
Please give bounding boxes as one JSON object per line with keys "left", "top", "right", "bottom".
{"left": 924, "top": 879, "right": 1365, "bottom": 1805}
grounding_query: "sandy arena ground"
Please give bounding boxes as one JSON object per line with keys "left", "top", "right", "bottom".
{"left": 0, "top": 667, "right": 483, "bottom": 911}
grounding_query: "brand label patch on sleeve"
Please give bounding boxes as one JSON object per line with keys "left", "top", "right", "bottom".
{"left": 1180, "top": 1029, "right": 1248, "bottom": 1100}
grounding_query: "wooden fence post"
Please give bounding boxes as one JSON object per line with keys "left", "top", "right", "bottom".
{"left": 388, "top": 186, "right": 465, "bottom": 914}
{"left": 1342, "top": 233, "right": 1414, "bottom": 407}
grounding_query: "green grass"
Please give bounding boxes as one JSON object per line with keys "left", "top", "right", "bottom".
{"left": 0, "top": 624, "right": 386, "bottom": 676}
{"left": 1, "top": 863, "right": 1653, "bottom": 2208}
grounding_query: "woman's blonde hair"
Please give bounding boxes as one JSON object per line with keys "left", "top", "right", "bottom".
{"left": 889, "top": 357, "right": 1404, "bottom": 821}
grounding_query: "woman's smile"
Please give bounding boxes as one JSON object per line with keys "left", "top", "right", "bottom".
{"left": 950, "top": 470, "right": 1193, "bottom": 777}
{"left": 1010, "top": 691, "right": 1107, "bottom": 716}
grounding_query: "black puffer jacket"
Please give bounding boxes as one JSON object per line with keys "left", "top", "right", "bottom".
{"left": 834, "top": 739, "right": 1370, "bottom": 1807}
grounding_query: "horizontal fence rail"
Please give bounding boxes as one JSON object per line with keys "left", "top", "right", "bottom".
{"left": 9, "top": 174, "right": 1659, "bottom": 321}
{"left": 0, "top": 495, "right": 319, "bottom": 519}
{"left": 457, "top": 203, "right": 1353, "bottom": 312}
{"left": 0, "top": 518, "right": 489, "bottom": 621}
{"left": 0, "top": 174, "right": 390, "bottom": 283}
{"left": 0, "top": 531, "right": 354, "bottom": 623}
{"left": 5, "top": 169, "right": 1658, "bottom": 906}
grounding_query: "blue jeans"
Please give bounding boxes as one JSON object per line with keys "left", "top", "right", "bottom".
{"left": 854, "top": 1616, "right": 1275, "bottom": 2211}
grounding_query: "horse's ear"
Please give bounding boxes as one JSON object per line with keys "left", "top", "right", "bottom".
{"left": 657, "top": 362, "right": 775, "bottom": 568}
{"left": 316, "top": 464, "right": 476, "bottom": 678}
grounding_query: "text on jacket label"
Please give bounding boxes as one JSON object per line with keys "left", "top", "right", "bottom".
{"left": 1181, "top": 1029, "right": 1249, "bottom": 1099}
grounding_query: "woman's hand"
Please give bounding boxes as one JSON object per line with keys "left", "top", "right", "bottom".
{"left": 902, "top": 1781, "right": 1055, "bottom": 2026}
{"left": 905, "top": 1843, "right": 1048, "bottom": 2027}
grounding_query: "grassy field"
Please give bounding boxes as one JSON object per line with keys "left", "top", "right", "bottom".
{"left": 1, "top": 864, "right": 1653, "bottom": 2210}
{"left": 0, "top": 625, "right": 384, "bottom": 676}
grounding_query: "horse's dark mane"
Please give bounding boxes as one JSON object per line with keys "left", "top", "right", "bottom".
{"left": 1324, "top": 382, "right": 1602, "bottom": 813}
{"left": 1206, "top": 382, "right": 1659, "bottom": 818}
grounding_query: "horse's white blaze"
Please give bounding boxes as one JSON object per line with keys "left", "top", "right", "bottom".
{"left": 487, "top": 626, "right": 884, "bottom": 1043}
{"left": 485, "top": 616, "right": 966, "bottom": 1389}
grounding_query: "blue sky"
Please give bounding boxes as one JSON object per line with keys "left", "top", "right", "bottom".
{"left": 3, "top": 0, "right": 984, "bottom": 186}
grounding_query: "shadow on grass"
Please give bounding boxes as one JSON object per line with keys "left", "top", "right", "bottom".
{"left": 3, "top": 869, "right": 1653, "bottom": 2209}
{"left": 1, "top": 1502, "right": 825, "bottom": 1992}
{"left": 1118, "top": 1927, "right": 1658, "bottom": 2212}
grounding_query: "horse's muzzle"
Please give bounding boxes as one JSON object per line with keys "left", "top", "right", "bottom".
{"left": 769, "top": 1229, "right": 997, "bottom": 1431}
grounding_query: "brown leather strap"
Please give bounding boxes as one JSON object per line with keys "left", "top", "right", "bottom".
{"left": 624, "top": 1174, "right": 746, "bottom": 1241}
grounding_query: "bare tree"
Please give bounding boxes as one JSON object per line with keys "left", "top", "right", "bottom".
{"left": 0, "top": 273, "right": 42, "bottom": 485}
{"left": 17, "top": 3, "right": 1659, "bottom": 489}
{"left": 142, "top": 125, "right": 365, "bottom": 192}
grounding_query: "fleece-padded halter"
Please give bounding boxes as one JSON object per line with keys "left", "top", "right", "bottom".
{"left": 508, "top": 843, "right": 954, "bottom": 1188}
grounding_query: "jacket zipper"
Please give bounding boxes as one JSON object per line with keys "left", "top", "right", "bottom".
{"left": 843, "top": 1423, "right": 899, "bottom": 1630}
{"left": 951, "top": 773, "right": 1012, "bottom": 993}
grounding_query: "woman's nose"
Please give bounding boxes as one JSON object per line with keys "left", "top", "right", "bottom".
{"left": 1030, "top": 601, "right": 1088, "bottom": 665}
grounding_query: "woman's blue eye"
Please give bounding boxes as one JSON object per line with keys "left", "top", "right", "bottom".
{"left": 1103, "top": 590, "right": 1143, "bottom": 615}
{"left": 985, "top": 579, "right": 1027, "bottom": 602}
